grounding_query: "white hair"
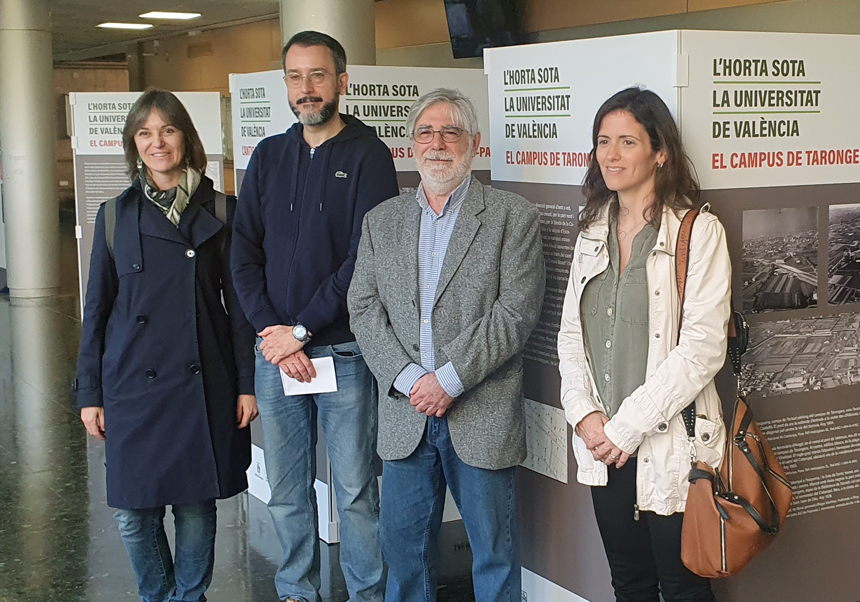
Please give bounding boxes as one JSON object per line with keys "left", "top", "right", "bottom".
{"left": 406, "top": 88, "right": 480, "bottom": 138}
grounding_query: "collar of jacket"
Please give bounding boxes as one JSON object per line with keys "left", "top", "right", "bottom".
{"left": 405, "top": 175, "right": 485, "bottom": 305}
{"left": 578, "top": 197, "right": 706, "bottom": 258}
{"left": 129, "top": 176, "right": 224, "bottom": 250}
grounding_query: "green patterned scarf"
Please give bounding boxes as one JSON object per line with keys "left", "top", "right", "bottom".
{"left": 138, "top": 161, "right": 202, "bottom": 227}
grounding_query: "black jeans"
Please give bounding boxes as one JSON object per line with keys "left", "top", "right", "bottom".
{"left": 591, "top": 458, "right": 715, "bottom": 602}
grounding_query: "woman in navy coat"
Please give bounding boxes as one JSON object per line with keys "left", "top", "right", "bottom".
{"left": 76, "top": 89, "right": 257, "bottom": 602}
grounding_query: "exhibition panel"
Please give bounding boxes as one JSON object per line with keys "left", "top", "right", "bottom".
{"left": 486, "top": 30, "right": 860, "bottom": 602}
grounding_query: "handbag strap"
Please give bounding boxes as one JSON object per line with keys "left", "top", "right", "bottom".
{"left": 675, "top": 209, "right": 700, "bottom": 441}
{"left": 676, "top": 208, "right": 748, "bottom": 439}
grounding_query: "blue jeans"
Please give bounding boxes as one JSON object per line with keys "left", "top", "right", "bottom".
{"left": 114, "top": 499, "right": 217, "bottom": 602}
{"left": 381, "top": 416, "right": 520, "bottom": 602}
{"left": 255, "top": 340, "right": 383, "bottom": 602}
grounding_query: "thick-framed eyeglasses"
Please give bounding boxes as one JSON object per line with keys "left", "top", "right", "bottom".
{"left": 283, "top": 70, "right": 330, "bottom": 88}
{"left": 411, "top": 126, "right": 466, "bottom": 144}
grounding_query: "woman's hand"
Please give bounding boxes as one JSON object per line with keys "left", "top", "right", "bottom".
{"left": 591, "top": 434, "right": 631, "bottom": 468}
{"left": 236, "top": 394, "right": 259, "bottom": 428}
{"left": 80, "top": 407, "right": 106, "bottom": 441}
{"left": 576, "top": 411, "right": 610, "bottom": 449}
{"left": 576, "top": 411, "right": 630, "bottom": 468}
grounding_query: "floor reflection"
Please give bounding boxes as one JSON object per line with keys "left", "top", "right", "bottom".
{"left": 0, "top": 290, "right": 474, "bottom": 602}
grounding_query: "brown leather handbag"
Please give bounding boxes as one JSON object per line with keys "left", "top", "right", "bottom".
{"left": 674, "top": 209, "right": 793, "bottom": 578}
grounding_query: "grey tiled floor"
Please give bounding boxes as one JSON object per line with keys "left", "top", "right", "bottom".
{"left": 0, "top": 226, "right": 475, "bottom": 602}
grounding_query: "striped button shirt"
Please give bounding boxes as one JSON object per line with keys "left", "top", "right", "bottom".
{"left": 393, "top": 175, "right": 471, "bottom": 398}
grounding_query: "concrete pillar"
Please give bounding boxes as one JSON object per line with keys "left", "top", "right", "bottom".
{"left": 0, "top": 0, "right": 60, "bottom": 298}
{"left": 280, "top": 0, "right": 376, "bottom": 66}
{"left": 127, "top": 42, "right": 146, "bottom": 92}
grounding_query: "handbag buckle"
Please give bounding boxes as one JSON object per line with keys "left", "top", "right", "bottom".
{"left": 688, "top": 437, "right": 697, "bottom": 463}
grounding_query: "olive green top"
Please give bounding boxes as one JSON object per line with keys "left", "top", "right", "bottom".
{"left": 580, "top": 216, "right": 658, "bottom": 418}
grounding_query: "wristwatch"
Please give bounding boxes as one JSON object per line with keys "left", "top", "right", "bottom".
{"left": 292, "top": 324, "right": 311, "bottom": 343}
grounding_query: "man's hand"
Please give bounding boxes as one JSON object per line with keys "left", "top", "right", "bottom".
{"left": 278, "top": 350, "right": 317, "bottom": 383}
{"left": 410, "top": 373, "right": 454, "bottom": 418}
{"left": 236, "top": 394, "right": 259, "bottom": 428}
{"left": 81, "top": 407, "right": 105, "bottom": 441}
{"left": 259, "top": 325, "right": 304, "bottom": 365}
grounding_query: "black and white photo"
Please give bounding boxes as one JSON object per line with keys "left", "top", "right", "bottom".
{"left": 742, "top": 207, "right": 818, "bottom": 313}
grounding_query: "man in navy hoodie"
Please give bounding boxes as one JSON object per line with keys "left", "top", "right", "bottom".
{"left": 231, "top": 31, "right": 398, "bottom": 602}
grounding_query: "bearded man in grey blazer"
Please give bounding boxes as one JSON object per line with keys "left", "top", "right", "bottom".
{"left": 347, "top": 88, "right": 545, "bottom": 602}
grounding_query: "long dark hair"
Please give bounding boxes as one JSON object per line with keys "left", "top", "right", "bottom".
{"left": 579, "top": 87, "right": 699, "bottom": 231}
{"left": 122, "top": 89, "right": 207, "bottom": 180}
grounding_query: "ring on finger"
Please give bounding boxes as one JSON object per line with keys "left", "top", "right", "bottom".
{"left": 609, "top": 454, "right": 617, "bottom": 460}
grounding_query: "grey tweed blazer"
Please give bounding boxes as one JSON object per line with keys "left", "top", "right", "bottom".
{"left": 347, "top": 176, "right": 545, "bottom": 470}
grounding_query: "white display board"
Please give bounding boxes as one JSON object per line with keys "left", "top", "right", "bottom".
{"left": 71, "top": 92, "right": 223, "bottom": 158}
{"left": 229, "top": 64, "right": 490, "bottom": 182}
{"left": 486, "top": 31, "right": 860, "bottom": 191}
{"left": 485, "top": 31, "right": 680, "bottom": 185}
{"left": 679, "top": 31, "right": 860, "bottom": 190}
{"left": 69, "top": 92, "right": 224, "bottom": 312}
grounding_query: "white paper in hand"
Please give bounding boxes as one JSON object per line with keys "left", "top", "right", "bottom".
{"left": 280, "top": 356, "right": 338, "bottom": 396}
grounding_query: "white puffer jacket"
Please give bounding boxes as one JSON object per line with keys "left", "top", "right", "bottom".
{"left": 558, "top": 202, "right": 731, "bottom": 515}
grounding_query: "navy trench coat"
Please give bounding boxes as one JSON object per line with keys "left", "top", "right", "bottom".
{"left": 76, "top": 176, "right": 255, "bottom": 510}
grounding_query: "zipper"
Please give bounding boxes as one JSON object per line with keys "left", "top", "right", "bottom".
{"left": 767, "top": 468, "right": 792, "bottom": 489}
{"left": 633, "top": 504, "right": 640, "bottom": 521}
{"left": 283, "top": 145, "right": 316, "bottom": 314}
{"left": 720, "top": 515, "right": 727, "bottom": 573}
{"left": 290, "top": 146, "right": 315, "bottom": 211}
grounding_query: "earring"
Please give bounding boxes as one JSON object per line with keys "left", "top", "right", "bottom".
{"left": 657, "top": 162, "right": 664, "bottom": 168}
{"left": 136, "top": 157, "right": 143, "bottom": 168}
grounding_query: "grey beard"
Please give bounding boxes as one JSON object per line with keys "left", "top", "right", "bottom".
{"left": 291, "top": 97, "right": 339, "bottom": 127}
{"left": 418, "top": 154, "right": 473, "bottom": 196}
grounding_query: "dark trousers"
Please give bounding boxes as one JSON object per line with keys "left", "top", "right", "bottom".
{"left": 591, "top": 458, "right": 715, "bottom": 602}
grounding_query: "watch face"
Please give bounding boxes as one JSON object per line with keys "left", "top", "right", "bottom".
{"left": 294, "top": 325, "right": 307, "bottom": 340}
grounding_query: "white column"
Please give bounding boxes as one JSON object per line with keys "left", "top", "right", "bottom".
{"left": 0, "top": 0, "right": 60, "bottom": 298}
{"left": 280, "top": 0, "right": 376, "bottom": 66}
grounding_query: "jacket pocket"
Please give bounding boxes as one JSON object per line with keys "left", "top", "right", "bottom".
{"left": 331, "top": 341, "right": 363, "bottom": 359}
{"left": 620, "top": 268, "right": 649, "bottom": 325}
{"left": 693, "top": 415, "right": 724, "bottom": 471}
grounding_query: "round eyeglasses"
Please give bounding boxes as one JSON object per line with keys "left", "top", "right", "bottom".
{"left": 284, "top": 70, "right": 330, "bottom": 88}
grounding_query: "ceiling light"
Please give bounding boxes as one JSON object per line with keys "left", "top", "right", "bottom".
{"left": 140, "top": 11, "right": 202, "bottom": 20}
{"left": 97, "top": 23, "right": 154, "bottom": 30}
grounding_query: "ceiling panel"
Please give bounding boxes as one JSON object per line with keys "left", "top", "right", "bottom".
{"left": 47, "top": 0, "right": 279, "bottom": 57}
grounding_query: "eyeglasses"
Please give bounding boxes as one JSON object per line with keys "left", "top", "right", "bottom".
{"left": 411, "top": 126, "right": 466, "bottom": 144}
{"left": 284, "top": 70, "right": 330, "bottom": 88}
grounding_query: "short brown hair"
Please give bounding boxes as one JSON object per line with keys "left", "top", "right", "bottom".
{"left": 282, "top": 30, "right": 347, "bottom": 75}
{"left": 122, "top": 89, "right": 207, "bottom": 180}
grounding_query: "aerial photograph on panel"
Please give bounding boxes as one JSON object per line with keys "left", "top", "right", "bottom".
{"left": 742, "top": 312, "right": 860, "bottom": 397}
{"left": 828, "top": 203, "right": 860, "bottom": 305}
{"left": 742, "top": 207, "right": 818, "bottom": 313}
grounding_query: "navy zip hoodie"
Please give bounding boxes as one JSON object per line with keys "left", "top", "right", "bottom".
{"left": 231, "top": 114, "right": 399, "bottom": 346}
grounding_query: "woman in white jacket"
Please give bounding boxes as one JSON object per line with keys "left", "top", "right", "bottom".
{"left": 558, "top": 87, "right": 731, "bottom": 602}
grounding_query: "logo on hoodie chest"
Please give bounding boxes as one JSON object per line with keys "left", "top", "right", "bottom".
{"left": 335, "top": 171, "right": 348, "bottom": 179}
